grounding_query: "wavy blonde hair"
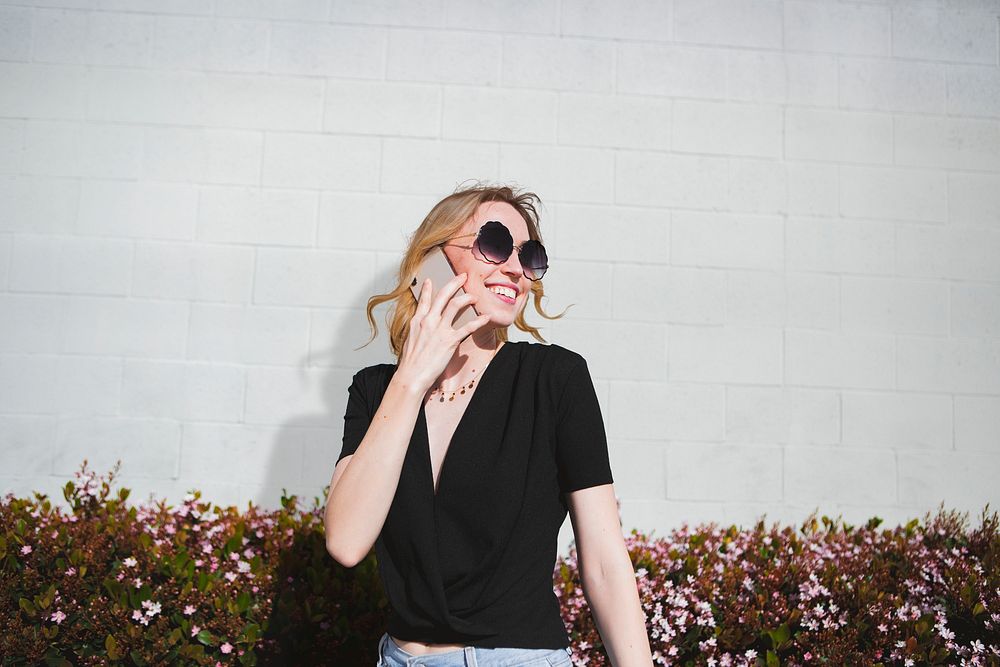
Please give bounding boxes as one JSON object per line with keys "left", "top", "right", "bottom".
{"left": 358, "top": 181, "right": 570, "bottom": 358}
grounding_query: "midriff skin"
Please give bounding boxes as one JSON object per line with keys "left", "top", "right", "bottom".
{"left": 390, "top": 635, "right": 466, "bottom": 655}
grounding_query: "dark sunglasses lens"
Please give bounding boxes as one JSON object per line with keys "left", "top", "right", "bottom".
{"left": 521, "top": 241, "right": 548, "bottom": 280}
{"left": 477, "top": 221, "right": 548, "bottom": 280}
{"left": 477, "top": 221, "right": 513, "bottom": 263}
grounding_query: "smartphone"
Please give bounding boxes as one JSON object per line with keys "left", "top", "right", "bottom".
{"left": 409, "top": 246, "right": 480, "bottom": 330}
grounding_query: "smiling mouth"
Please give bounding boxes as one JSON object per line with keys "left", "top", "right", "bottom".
{"left": 490, "top": 291, "right": 516, "bottom": 305}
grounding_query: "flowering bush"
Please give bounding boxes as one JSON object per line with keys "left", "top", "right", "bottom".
{"left": 1, "top": 460, "right": 386, "bottom": 665}
{"left": 2, "top": 460, "right": 998, "bottom": 666}
{"left": 558, "top": 507, "right": 1000, "bottom": 666}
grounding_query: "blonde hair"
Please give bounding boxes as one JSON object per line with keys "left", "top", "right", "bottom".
{"left": 358, "top": 181, "right": 570, "bottom": 358}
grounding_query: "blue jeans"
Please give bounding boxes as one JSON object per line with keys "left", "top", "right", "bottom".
{"left": 376, "top": 632, "right": 574, "bottom": 666}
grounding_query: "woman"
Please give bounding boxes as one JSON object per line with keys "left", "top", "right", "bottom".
{"left": 324, "top": 183, "right": 653, "bottom": 666}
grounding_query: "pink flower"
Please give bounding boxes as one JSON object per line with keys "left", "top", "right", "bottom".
{"left": 50, "top": 610, "right": 66, "bottom": 625}
{"left": 183, "top": 605, "right": 196, "bottom": 616}
{"left": 220, "top": 642, "right": 233, "bottom": 654}
{"left": 65, "top": 567, "right": 76, "bottom": 576}
{"left": 21, "top": 545, "right": 31, "bottom": 555}
{"left": 191, "top": 624, "right": 201, "bottom": 637}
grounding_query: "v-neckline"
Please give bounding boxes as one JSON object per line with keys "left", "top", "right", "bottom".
{"left": 420, "top": 341, "right": 512, "bottom": 499}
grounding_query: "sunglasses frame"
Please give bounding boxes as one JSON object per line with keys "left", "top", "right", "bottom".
{"left": 440, "top": 220, "right": 548, "bottom": 281}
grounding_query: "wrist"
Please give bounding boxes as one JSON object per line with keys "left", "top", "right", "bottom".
{"left": 388, "top": 371, "right": 427, "bottom": 400}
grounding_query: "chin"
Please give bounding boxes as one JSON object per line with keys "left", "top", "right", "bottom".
{"left": 480, "top": 310, "right": 515, "bottom": 328}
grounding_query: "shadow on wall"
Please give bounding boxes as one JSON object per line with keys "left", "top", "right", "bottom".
{"left": 261, "top": 265, "right": 397, "bottom": 523}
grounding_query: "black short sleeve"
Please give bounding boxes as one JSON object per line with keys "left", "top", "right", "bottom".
{"left": 338, "top": 369, "right": 371, "bottom": 464}
{"left": 554, "top": 357, "right": 614, "bottom": 493}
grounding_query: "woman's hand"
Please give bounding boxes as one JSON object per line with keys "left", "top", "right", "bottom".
{"left": 395, "top": 272, "right": 491, "bottom": 395}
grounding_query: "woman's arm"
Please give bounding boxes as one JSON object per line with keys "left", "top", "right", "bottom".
{"left": 567, "top": 484, "right": 654, "bottom": 666}
{"left": 325, "top": 273, "right": 488, "bottom": 566}
{"left": 324, "top": 373, "right": 424, "bottom": 567}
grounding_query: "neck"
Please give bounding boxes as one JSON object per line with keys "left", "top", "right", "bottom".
{"left": 434, "top": 327, "right": 502, "bottom": 393}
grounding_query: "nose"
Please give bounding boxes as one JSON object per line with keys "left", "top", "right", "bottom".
{"left": 499, "top": 248, "right": 524, "bottom": 281}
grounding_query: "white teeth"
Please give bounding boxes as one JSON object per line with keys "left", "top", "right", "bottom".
{"left": 488, "top": 286, "right": 516, "bottom": 299}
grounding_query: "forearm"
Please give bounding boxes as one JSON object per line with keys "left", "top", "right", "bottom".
{"left": 324, "top": 375, "right": 424, "bottom": 566}
{"left": 581, "top": 555, "right": 653, "bottom": 666}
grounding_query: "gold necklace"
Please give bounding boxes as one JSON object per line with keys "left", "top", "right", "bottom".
{"left": 428, "top": 342, "right": 501, "bottom": 404}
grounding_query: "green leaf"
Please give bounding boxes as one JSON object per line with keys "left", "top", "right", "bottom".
{"left": 241, "top": 623, "right": 260, "bottom": 645}
{"left": 102, "top": 577, "right": 123, "bottom": 600}
{"left": 766, "top": 650, "right": 780, "bottom": 667}
{"left": 19, "top": 597, "right": 36, "bottom": 616}
{"left": 105, "top": 634, "right": 121, "bottom": 660}
{"left": 37, "top": 584, "right": 56, "bottom": 610}
{"left": 766, "top": 623, "right": 791, "bottom": 647}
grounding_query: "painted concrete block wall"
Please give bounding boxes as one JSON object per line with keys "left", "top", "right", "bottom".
{"left": 1, "top": 1, "right": 999, "bottom": 554}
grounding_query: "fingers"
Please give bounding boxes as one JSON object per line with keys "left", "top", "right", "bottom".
{"left": 415, "top": 272, "right": 486, "bottom": 339}
{"left": 431, "top": 272, "right": 468, "bottom": 317}
{"left": 457, "top": 313, "right": 491, "bottom": 338}
{"left": 442, "top": 289, "right": 476, "bottom": 322}
{"left": 414, "top": 277, "right": 432, "bottom": 314}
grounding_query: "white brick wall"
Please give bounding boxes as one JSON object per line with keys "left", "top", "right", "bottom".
{"left": 1, "top": 0, "right": 999, "bottom": 551}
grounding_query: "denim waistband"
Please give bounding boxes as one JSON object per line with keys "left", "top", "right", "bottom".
{"left": 376, "top": 632, "right": 573, "bottom": 666}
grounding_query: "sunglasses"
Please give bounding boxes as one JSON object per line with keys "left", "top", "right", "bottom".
{"left": 442, "top": 220, "right": 549, "bottom": 281}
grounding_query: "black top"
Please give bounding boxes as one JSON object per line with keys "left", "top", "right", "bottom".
{"left": 336, "top": 340, "right": 614, "bottom": 649}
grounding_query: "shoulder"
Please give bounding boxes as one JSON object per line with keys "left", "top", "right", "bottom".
{"left": 349, "top": 362, "right": 398, "bottom": 391}
{"left": 517, "top": 340, "right": 586, "bottom": 369}
{"left": 511, "top": 341, "right": 588, "bottom": 387}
